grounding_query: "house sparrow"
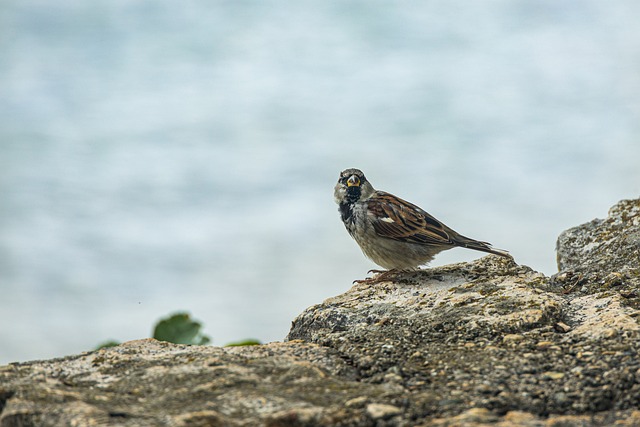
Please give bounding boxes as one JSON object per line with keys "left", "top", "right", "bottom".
{"left": 334, "top": 168, "right": 512, "bottom": 272}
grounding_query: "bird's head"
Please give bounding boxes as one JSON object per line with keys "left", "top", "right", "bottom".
{"left": 334, "top": 168, "right": 375, "bottom": 204}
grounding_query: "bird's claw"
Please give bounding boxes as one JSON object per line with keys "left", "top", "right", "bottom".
{"left": 353, "top": 269, "right": 400, "bottom": 284}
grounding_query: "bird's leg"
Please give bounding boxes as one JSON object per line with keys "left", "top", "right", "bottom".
{"left": 353, "top": 269, "right": 401, "bottom": 284}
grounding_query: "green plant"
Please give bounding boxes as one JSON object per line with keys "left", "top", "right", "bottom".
{"left": 224, "top": 339, "right": 262, "bottom": 347}
{"left": 153, "top": 312, "right": 211, "bottom": 345}
{"left": 95, "top": 311, "right": 262, "bottom": 350}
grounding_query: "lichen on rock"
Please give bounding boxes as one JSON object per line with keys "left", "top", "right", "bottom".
{"left": 555, "top": 198, "right": 640, "bottom": 295}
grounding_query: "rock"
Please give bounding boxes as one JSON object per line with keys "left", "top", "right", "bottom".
{"left": 365, "top": 403, "right": 402, "bottom": 420}
{"left": 556, "top": 198, "right": 640, "bottom": 274}
{"left": 541, "top": 371, "right": 565, "bottom": 380}
{"left": 429, "top": 407, "right": 500, "bottom": 425}
{"left": 502, "top": 334, "right": 525, "bottom": 343}
{"left": 2, "top": 198, "right": 640, "bottom": 426}
{"left": 553, "top": 321, "right": 571, "bottom": 333}
{"left": 0, "top": 340, "right": 385, "bottom": 427}
{"left": 554, "top": 198, "right": 640, "bottom": 301}
{"left": 285, "top": 250, "right": 640, "bottom": 425}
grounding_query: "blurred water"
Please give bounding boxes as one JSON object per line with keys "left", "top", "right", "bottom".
{"left": 1, "top": 1, "right": 639, "bottom": 364}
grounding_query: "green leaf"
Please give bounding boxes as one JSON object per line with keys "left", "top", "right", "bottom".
{"left": 224, "top": 339, "right": 262, "bottom": 347}
{"left": 153, "top": 312, "right": 211, "bottom": 345}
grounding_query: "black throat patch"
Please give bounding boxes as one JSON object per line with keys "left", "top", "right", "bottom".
{"left": 345, "top": 185, "right": 361, "bottom": 203}
{"left": 339, "top": 185, "right": 361, "bottom": 230}
{"left": 339, "top": 202, "right": 354, "bottom": 225}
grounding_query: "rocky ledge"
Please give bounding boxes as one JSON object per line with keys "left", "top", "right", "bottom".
{"left": 1, "top": 198, "right": 640, "bottom": 427}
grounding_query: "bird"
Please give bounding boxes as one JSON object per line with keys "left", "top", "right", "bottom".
{"left": 334, "top": 168, "right": 512, "bottom": 278}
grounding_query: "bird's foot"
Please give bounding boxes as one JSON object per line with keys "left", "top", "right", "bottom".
{"left": 353, "top": 269, "right": 402, "bottom": 284}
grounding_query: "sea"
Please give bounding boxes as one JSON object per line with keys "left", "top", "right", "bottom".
{"left": 1, "top": 0, "right": 639, "bottom": 364}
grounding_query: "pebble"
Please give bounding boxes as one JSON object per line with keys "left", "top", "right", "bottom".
{"left": 503, "top": 334, "right": 524, "bottom": 343}
{"left": 366, "top": 403, "right": 402, "bottom": 420}
{"left": 542, "top": 371, "right": 565, "bottom": 380}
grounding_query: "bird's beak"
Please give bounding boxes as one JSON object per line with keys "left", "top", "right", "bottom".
{"left": 347, "top": 175, "right": 360, "bottom": 187}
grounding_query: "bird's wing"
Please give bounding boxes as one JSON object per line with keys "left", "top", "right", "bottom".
{"left": 366, "top": 192, "right": 456, "bottom": 246}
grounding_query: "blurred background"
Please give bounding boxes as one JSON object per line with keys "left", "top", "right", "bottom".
{"left": 1, "top": 1, "right": 639, "bottom": 364}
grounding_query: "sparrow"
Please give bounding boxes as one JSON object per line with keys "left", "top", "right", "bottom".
{"left": 334, "top": 168, "right": 512, "bottom": 273}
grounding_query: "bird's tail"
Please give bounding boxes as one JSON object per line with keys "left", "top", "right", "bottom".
{"left": 456, "top": 236, "right": 514, "bottom": 260}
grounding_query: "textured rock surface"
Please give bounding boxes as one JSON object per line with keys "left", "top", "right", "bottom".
{"left": 1, "top": 198, "right": 639, "bottom": 426}
{"left": 555, "top": 198, "right": 640, "bottom": 303}
{"left": 556, "top": 198, "right": 640, "bottom": 274}
{"left": 0, "top": 340, "right": 389, "bottom": 426}
{"left": 287, "top": 257, "right": 640, "bottom": 425}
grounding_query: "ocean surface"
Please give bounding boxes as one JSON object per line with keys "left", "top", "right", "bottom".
{"left": 1, "top": 1, "right": 639, "bottom": 364}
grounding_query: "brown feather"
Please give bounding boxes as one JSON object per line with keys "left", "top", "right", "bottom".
{"left": 367, "top": 191, "right": 512, "bottom": 259}
{"left": 368, "top": 192, "right": 455, "bottom": 246}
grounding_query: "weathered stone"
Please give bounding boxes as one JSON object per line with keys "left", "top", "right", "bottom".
{"left": 365, "top": 403, "right": 402, "bottom": 420}
{"left": 1, "top": 198, "right": 640, "bottom": 426}
{"left": 502, "top": 334, "right": 525, "bottom": 343}
{"left": 554, "top": 198, "right": 640, "bottom": 303}
{"left": 556, "top": 198, "right": 640, "bottom": 274}
{"left": 0, "top": 340, "right": 390, "bottom": 426}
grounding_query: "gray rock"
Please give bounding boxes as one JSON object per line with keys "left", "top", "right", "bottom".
{"left": 554, "top": 198, "right": 640, "bottom": 316}
{"left": 0, "top": 341, "right": 388, "bottom": 426}
{"left": 365, "top": 403, "right": 402, "bottom": 420}
{"left": 2, "top": 198, "right": 640, "bottom": 426}
{"left": 286, "top": 253, "right": 640, "bottom": 425}
{"left": 556, "top": 198, "right": 640, "bottom": 274}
